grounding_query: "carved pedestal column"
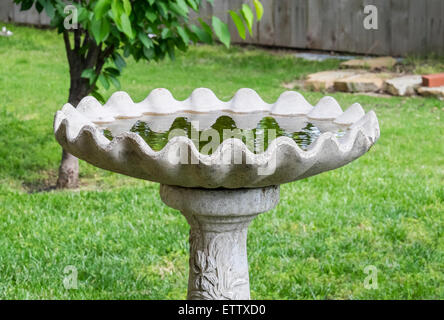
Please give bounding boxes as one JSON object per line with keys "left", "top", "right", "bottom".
{"left": 160, "top": 185, "right": 280, "bottom": 300}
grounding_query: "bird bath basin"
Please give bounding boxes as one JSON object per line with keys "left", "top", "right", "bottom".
{"left": 54, "top": 88, "right": 379, "bottom": 300}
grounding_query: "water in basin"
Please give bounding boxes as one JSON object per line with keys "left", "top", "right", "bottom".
{"left": 97, "top": 113, "right": 349, "bottom": 154}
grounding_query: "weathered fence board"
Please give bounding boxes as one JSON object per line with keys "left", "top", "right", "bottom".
{"left": 425, "top": 0, "right": 444, "bottom": 54}
{"left": 0, "top": 0, "right": 13, "bottom": 22}
{"left": 217, "top": 0, "right": 444, "bottom": 56}
{"left": 1, "top": 0, "right": 443, "bottom": 56}
{"left": 407, "top": 0, "right": 427, "bottom": 56}
{"left": 1, "top": 2, "right": 50, "bottom": 26}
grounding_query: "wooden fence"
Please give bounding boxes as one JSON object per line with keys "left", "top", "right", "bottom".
{"left": 0, "top": 1, "right": 50, "bottom": 26}
{"left": 1, "top": 0, "right": 443, "bottom": 56}
{"left": 204, "top": 0, "right": 444, "bottom": 56}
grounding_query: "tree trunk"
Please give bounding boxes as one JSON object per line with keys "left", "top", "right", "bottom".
{"left": 56, "top": 62, "right": 91, "bottom": 189}
{"left": 56, "top": 149, "right": 80, "bottom": 189}
{"left": 56, "top": 29, "right": 107, "bottom": 189}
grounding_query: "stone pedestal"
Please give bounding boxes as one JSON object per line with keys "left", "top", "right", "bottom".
{"left": 159, "top": 184, "right": 280, "bottom": 300}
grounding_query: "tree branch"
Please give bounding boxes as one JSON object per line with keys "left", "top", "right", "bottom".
{"left": 85, "top": 40, "right": 101, "bottom": 69}
{"left": 96, "top": 46, "right": 114, "bottom": 72}
{"left": 81, "top": 31, "right": 90, "bottom": 58}
{"left": 99, "top": 45, "right": 116, "bottom": 65}
{"left": 74, "top": 28, "right": 81, "bottom": 51}
{"left": 90, "top": 44, "right": 116, "bottom": 88}
{"left": 63, "top": 30, "right": 73, "bottom": 66}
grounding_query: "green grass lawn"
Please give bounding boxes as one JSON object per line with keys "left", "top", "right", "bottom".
{"left": 0, "top": 24, "right": 443, "bottom": 299}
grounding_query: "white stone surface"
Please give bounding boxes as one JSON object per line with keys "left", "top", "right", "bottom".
{"left": 334, "top": 73, "right": 394, "bottom": 92}
{"left": 417, "top": 86, "right": 444, "bottom": 99}
{"left": 305, "top": 70, "right": 361, "bottom": 91}
{"left": 307, "top": 96, "right": 343, "bottom": 120}
{"left": 340, "top": 56, "right": 397, "bottom": 70}
{"left": 0, "top": 26, "right": 13, "bottom": 37}
{"left": 54, "top": 89, "right": 380, "bottom": 188}
{"left": 384, "top": 75, "right": 422, "bottom": 96}
{"left": 160, "top": 184, "right": 280, "bottom": 300}
{"left": 271, "top": 91, "right": 312, "bottom": 115}
{"left": 53, "top": 89, "right": 381, "bottom": 301}
{"left": 334, "top": 103, "right": 366, "bottom": 125}
{"left": 75, "top": 88, "right": 318, "bottom": 119}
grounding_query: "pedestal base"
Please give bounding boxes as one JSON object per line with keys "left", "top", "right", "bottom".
{"left": 160, "top": 185, "right": 280, "bottom": 300}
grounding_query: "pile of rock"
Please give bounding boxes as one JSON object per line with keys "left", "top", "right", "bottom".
{"left": 417, "top": 74, "right": 444, "bottom": 99}
{"left": 0, "top": 26, "right": 13, "bottom": 37}
{"left": 299, "top": 56, "right": 444, "bottom": 100}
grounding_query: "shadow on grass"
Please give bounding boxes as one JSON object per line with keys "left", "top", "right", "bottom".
{"left": 22, "top": 169, "right": 57, "bottom": 193}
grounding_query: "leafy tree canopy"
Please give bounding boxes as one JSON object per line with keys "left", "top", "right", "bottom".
{"left": 14, "top": 0, "right": 263, "bottom": 188}
{"left": 14, "top": 0, "right": 264, "bottom": 101}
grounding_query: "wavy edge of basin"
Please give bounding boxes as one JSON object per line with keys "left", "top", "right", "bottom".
{"left": 53, "top": 89, "right": 380, "bottom": 188}
{"left": 72, "top": 88, "right": 370, "bottom": 124}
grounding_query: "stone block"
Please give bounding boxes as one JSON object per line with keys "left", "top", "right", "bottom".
{"left": 340, "top": 57, "right": 397, "bottom": 70}
{"left": 334, "top": 73, "right": 394, "bottom": 93}
{"left": 384, "top": 75, "right": 422, "bottom": 96}
{"left": 417, "top": 86, "right": 444, "bottom": 99}
{"left": 305, "top": 70, "right": 364, "bottom": 91}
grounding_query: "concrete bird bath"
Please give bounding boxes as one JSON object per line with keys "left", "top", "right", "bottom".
{"left": 54, "top": 88, "right": 380, "bottom": 300}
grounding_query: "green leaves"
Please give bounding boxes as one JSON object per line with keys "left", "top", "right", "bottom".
{"left": 110, "top": 0, "right": 123, "bottom": 22}
{"left": 120, "top": 13, "right": 134, "bottom": 39}
{"left": 98, "top": 73, "right": 110, "bottom": 90}
{"left": 107, "top": 75, "right": 121, "bottom": 89}
{"left": 175, "top": 0, "right": 189, "bottom": 15}
{"left": 198, "top": 18, "right": 213, "bottom": 36}
{"left": 229, "top": 11, "right": 246, "bottom": 40}
{"left": 176, "top": 26, "right": 190, "bottom": 45}
{"left": 186, "top": 0, "right": 199, "bottom": 12}
{"left": 190, "top": 26, "right": 209, "bottom": 44}
{"left": 15, "top": 0, "right": 265, "bottom": 105}
{"left": 81, "top": 68, "right": 94, "bottom": 79}
{"left": 17, "top": 0, "right": 34, "bottom": 11}
{"left": 138, "top": 32, "right": 153, "bottom": 49}
{"left": 113, "top": 52, "right": 126, "bottom": 71}
{"left": 91, "top": 18, "right": 110, "bottom": 43}
{"left": 241, "top": 4, "right": 254, "bottom": 35}
{"left": 81, "top": 68, "right": 97, "bottom": 85}
{"left": 90, "top": 91, "right": 106, "bottom": 103}
{"left": 82, "top": 65, "right": 121, "bottom": 94}
{"left": 228, "top": 1, "right": 263, "bottom": 41}
{"left": 17, "top": 0, "right": 265, "bottom": 61}
{"left": 37, "top": 0, "right": 55, "bottom": 19}
{"left": 212, "top": 16, "right": 230, "bottom": 48}
{"left": 253, "top": 0, "right": 264, "bottom": 21}
{"left": 93, "top": 0, "right": 111, "bottom": 20}
{"left": 99, "top": 66, "right": 121, "bottom": 90}
{"left": 143, "top": 46, "right": 155, "bottom": 59}
{"left": 122, "top": 0, "right": 131, "bottom": 16}
{"left": 109, "top": 0, "right": 134, "bottom": 39}
{"left": 145, "top": 10, "right": 157, "bottom": 23}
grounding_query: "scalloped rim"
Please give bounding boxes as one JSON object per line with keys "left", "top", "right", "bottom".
{"left": 54, "top": 89, "right": 380, "bottom": 188}
{"left": 73, "top": 88, "right": 369, "bottom": 122}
